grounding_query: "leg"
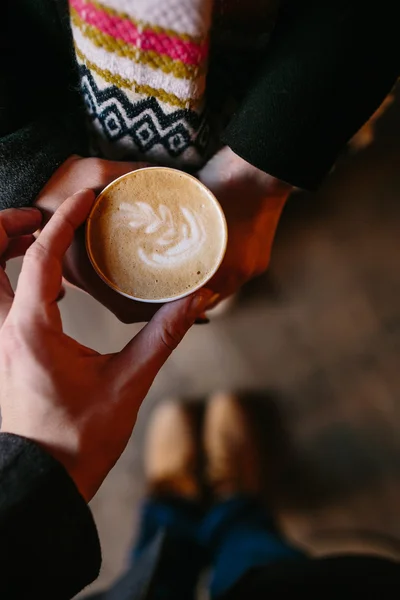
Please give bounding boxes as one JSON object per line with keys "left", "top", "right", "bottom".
{"left": 130, "top": 401, "right": 205, "bottom": 600}
{"left": 201, "top": 393, "right": 306, "bottom": 599}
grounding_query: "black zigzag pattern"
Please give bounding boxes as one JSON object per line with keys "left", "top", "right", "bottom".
{"left": 80, "top": 66, "right": 210, "bottom": 158}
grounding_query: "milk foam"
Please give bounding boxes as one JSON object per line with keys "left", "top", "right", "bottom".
{"left": 112, "top": 201, "right": 206, "bottom": 268}
{"left": 87, "top": 168, "right": 227, "bottom": 301}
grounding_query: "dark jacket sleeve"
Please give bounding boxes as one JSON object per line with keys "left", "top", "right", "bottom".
{"left": 0, "top": 0, "right": 88, "bottom": 210}
{"left": 223, "top": 0, "right": 400, "bottom": 190}
{"left": 0, "top": 433, "right": 101, "bottom": 599}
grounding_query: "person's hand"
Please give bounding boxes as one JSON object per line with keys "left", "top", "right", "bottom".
{"left": 197, "top": 146, "right": 292, "bottom": 307}
{"left": 35, "top": 156, "right": 160, "bottom": 323}
{"left": 0, "top": 190, "right": 213, "bottom": 502}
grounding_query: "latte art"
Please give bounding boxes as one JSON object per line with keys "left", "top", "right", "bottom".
{"left": 115, "top": 202, "right": 206, "bottom": 267}
{"left": 86, "top": 167, "right": 227, "bottom": 302}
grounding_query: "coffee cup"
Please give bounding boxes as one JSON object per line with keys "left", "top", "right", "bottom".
{"left": 86, "top": 167, "right": 227, "bottom": 303}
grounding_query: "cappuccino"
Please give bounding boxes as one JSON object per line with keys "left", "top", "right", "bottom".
{"left": 86, "top": 168, "right": 227, "bottom": 302}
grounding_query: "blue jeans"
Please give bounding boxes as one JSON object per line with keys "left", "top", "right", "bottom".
{"left": 131, "top": 496, "right": 306, "bottom": 599}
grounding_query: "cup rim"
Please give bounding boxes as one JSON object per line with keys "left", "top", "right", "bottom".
{"left": 85, "top": 166, "right": 228, "bottom": 303}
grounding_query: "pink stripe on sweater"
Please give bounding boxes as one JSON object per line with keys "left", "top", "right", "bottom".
{"left": 71, "top": 0, "right": 208, "bottom": 66}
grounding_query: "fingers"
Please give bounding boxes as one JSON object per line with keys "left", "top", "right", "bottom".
{"left": 0, "top": 208, "right": 42, "bottom": 256}
{"left": 57, "top": 284, "right": 66, "bottom": 302}
{"left": 87, "top": 160, "right": 151, "bottom": 194}
{"left": 0, "top": 270, "right": 15, "bottom": 326}
{"left": 206, "top": 265, "right": 243, "bottom": 305}
{"left": 107, "top": 161, "right": 150, "bottom": 182}
{"left": 0, "top": 207, "right": 42, "bottom": 237}
{"left": 33, "top": 189, "right": 95, "bottom": 262}
{"left": 13, "top": 189, "right": 95, "bottom": 320}
{"left": 0, "top": 208, "right": 42, "bottom": 326}
{"left": 1, "top": 235, "right": 36, "bottom": 263}
{"left": 108, "top": 290, "right": 213, "bottom": 396}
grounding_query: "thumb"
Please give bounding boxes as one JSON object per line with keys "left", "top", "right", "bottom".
{"left": 12, "top": 189, "right": 95, "bottom": 326}
{"left": 108, "top": 289, "right": 213, "bottom": 392}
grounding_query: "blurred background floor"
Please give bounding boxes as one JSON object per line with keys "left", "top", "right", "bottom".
{"left": 8, "top": 89, "right": 400, "bottom": 594}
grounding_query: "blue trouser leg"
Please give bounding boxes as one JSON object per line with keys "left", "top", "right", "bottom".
{"left": 199, "top": 496, "right": 307, "bottom": 599}
{"left": 130, "top": 497, "right": 204, "bottom": 600}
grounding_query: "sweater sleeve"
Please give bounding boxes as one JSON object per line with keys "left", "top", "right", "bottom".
{"left": 222, "top": 0, "right": 400, "bottom": 190}
{"left": 0, "top": 0, "right": 88, "bottom": 210}
{"left": 0, "top": 113, "right": 87, "bottom": 210}
{"left": 0, "top": 433, "right": 101, "bottom": 600}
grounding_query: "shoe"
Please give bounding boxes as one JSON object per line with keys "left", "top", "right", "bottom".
{"left": 145, "top": 400, "right": 201, "bottom": 499}
{"left": 203, "top": 392, "right": 262, "bottom": 499}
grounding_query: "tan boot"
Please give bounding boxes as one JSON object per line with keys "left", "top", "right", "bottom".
{"left": 203, "top": 392, "right": 263, "bottom": 499}
{"left": 145, "top": 400, "right": 201, "bottom": 500}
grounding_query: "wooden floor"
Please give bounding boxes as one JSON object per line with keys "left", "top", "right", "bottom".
{"left": 8, "top": 92, "right": 400, "bottom": 595}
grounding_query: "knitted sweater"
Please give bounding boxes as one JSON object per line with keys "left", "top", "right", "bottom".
{"left": 69, "top": 0, "right": 278, "bottom": 167}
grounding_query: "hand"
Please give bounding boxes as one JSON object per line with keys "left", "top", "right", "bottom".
{"left": 35, "top": 156, "right": 160, "bottom": 323}
{"left": 0, "top": 190, "right": 213, "bottom": 501}
{"left": 197, "top": 147, "right": 292, "bottom": 306}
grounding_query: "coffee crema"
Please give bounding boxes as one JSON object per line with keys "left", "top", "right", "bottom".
{"left": 86, "top": 168, "right": 227, "bottom": 302}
